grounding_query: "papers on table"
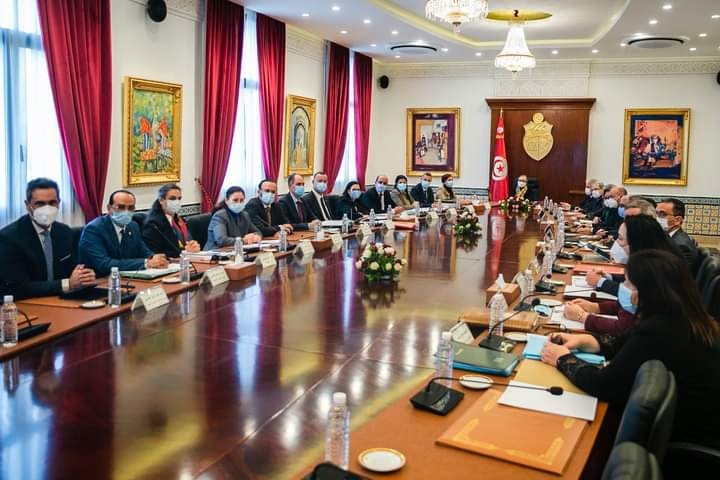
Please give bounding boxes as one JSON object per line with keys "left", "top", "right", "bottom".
{"left": 321, "top": 220, "right": 344, "bottom": 228}
{"left": 523, "top": 333, "right": 606, "bottom": 365}
{"left": 498, "top": 380, "right": 598, "bottom": 421}
{"left": 548, "top": 309, "right": 586, "bottom": 331}
{"left": 564, "top": 276, "right": 617, "bottom": 300}
{"left": 120, "top": 264, "right": 181, "bottom": 279}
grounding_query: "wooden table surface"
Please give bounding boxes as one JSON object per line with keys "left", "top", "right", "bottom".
{"left": 0, "top": 210, "right": 614, "bottom": 479}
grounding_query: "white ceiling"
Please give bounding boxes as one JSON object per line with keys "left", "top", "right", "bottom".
{"left": 237, "top": 0, "right": 720, "bottom": 62}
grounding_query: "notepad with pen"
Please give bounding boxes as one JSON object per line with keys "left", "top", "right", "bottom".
{"left": 523, "top": 333, "right": 606, "bottom": 365}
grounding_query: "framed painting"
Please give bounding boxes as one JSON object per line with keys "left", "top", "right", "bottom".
{"left": 622, "top": 108, "right": 690, "bottom": 186}
{"left": 284, "top": 95, "right": 316, "bottom": 176}
{"left": 406, "top": 107, "right": 460, "bottom": 177}
{"left": 123, "top": 77, "right": 182, "bottom": 187}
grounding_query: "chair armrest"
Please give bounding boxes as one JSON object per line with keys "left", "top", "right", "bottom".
{"left": 666, "top": 442, "right": 720, "bottom": 462}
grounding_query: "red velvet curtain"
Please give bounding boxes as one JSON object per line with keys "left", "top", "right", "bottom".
{"left": 257, "top": 14, "right": 286, "bottom": 182}
{"left": 200, "top": 0, "right": 244, "bottom": 212}
{"left": 37, "top": 0, "right": 112, "bottom": 222}
{"left": 353, "top": 52, "right": 372, "bottom": 186}
{"left": 322, "top": 43, "right": 350, "bottom": 188}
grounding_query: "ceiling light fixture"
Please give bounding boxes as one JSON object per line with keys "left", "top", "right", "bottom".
{"left": 649, "top": 19, "right": 658, "bottom": 25}
{"left": 391, "top": 29, "right": 399, "bottom": 35}
{"left": 441, "top": 47, "right": 449, "bottom": 52}
{"left": 301, "top": 13, "right": 310, "bottom": 17}
{"left": 363, "top": 19, "right": 372, "bottom": 24}
{"left": 712, "top": 14, "right": 720, "bottom": 19}
{"left": 689, "top": 47, "right": 697, "bottom": 51}
{"left": 494, "top": 9, "right": 537, "bottom": 74}
{"left": 425, "top": 0, "right": 489, "bottom": 33}
{"left": 662, "top": 4, "right": 672, "bottom": 10}
{"left": 475, "top": 52, "right": 482, "bottom": 56}
{"left": 331, "top": 5, "right": 341, "bottom": 12}
{"left": 551, "top": 50, "right": 558, "bottom": 55}
{"left": 370, "top": 43, "right": 377, "bottom": 47}
{"left": 592, "top": 49, "right": 599, "bottom": 53}
{"left": 699, "top": 33, "right": 707, "bottom": 37}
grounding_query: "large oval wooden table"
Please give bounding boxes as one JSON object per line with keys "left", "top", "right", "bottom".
{"left": 0, "top": 210, "right": 614, "bottom": 479}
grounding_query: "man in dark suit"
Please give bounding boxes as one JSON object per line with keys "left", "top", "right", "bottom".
{"left": 361, "top": 175, "right": 397, "bottom": 213}
{"left": 657, "top": 198, "right": 699, "bottom": 272}
{"left": 410, "top": 172, "right": 435, "bottom": 207}
{"left": 79, "top": 190, "right": 168, "bottom": 277}
{"left": 278, "top": 173, "right": 319, "bottom": 231}
{"left": 0, "top": 178, "right": 96, "bottom": 300}
{"left": 244, "top": 179, "right": 293, "bottom": 237}
{"left": 302, "top": 171, "right": 335, "bottom": 221}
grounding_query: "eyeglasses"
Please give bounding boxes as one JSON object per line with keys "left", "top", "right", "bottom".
{"left": 111, "top": 204, "right": 136, "bottom": 212}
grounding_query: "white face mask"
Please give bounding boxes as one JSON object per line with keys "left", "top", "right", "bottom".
{"left": 517, "top": 180, "right": 527, "bottom": 188}
{"left": 610, "top": 240, "right": 629, "bottom": 264}
{"left": 605, "top": 198, "right": 619, "bottom": 209}
{"left": 657, "top": 217, "right": 669, "bottom": 231}
{"left": 32, "top": 205, "right": 59, "bottom": 227}
{"left": 165, "top": 199, "right": 182, "bottom": 215}
{"left": 591, "top": 190, "right": 602, "bottom": 199}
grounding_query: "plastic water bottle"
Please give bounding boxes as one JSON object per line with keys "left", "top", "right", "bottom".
{"left": 517, "top": 271, "right": 529, "bottom": 299}
{"left": 278, "top": 226, "right": 288, "bottom": 252}
{"left": 108, "top": 267, "right": 121, "bottom": 308}
{"left": 341, "top": 214, "right": 350, "bottom": 234}
{"left": 525, "top": 269, "right": 535, "bottom": 296}
{"left": 325, "top": 392, "right": 350, "bottom": 469}
{"left": 180, "top": 252, "right": 191, "bottom": 284}
{"left": 386, "top": 204, "right": 393, "bottom": 218}
{"left": 1, "top": 296, "right": 18, "bottom": 347}
{"left": 434, "top": 331, "right": 454, "bottom": 388}
{"left": 489, "top": 291, "right": 508, "bottom": 337}
{"left": 315, "top": 221, "right": 325, "bottom": 240}
{"left": 234, "top": 236, "right": 244, "bottom": 264}
{"left": 541, "top": 248, "right": 554, "bottom": 277}
{"left": 369, "top": 208, "right": 376, "bottom": 225}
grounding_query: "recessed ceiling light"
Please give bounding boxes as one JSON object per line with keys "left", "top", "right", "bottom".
{"left": 340, "top": 30, "right": 348, "bottom": 35}
{"left": 649, "top": 19, "right": 658, "bottom": 25}
{"left": 441, "top": 47, "right": 449, "bottom": 52}
{"left": 634, "top": 32, "right": 645, "bottom": 36}
{"left": 551, "top": 50, "right": 559, "bottom": 55}
{"left": 475, "top": 52, "right": 482, "bottom": 57}
{"left": 363, "top": 19, "right": 371, "bottom": 24}
{"left": 391, "top": 30, "right": 399, "bottom": 35}
{"left": 301, "top": 13, "right": 310, "bottom": 17}
{"left": 592, "top": 49, "right": 599, "bottom": 53}
{"left": 689, "top": 47, "right": 697, "bottom": 51}
{"left": 370, "top": 43, "right": 377, "bottom": 47}
{"left": 620, "top": 42, "right": 627, "bottom": 47}
{"left": 394, "top": 55, "right": 401, "bottom": 58}
{"left": 331, "top": 5, "right": 340, "bottom": 12}
{"left": 699, "top": 33, "right": 708, "bottom": 37}
{"left": 713, "top": 14, "right": 720, "bottom": 19}
{"left": 662, "top": 4, "right": 672, "bottom": 10}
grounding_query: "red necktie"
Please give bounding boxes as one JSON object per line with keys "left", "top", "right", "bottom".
{"left": 296, "top": 201, "right": 305, "bottom": 223}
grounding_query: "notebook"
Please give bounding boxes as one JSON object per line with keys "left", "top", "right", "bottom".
{"left": 120, "top": 264, "right": 180, "bottom": 279}
{"left": 451, "top": 341, "right": 520, "bottom": 377}
{"left": 522, "top": 334, "right": 606, "bottom": 365}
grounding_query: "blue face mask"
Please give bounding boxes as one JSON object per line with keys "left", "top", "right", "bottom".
{"left": 618, "top": 284, "right": 638, "bottom": 314}
{"left": 375, "top": 183, "right": 386, "bottom": 194}
{"left": 396, "top": 183, "right": 407, "bottom": 192}
{"left": 618, "top": 206, "right": 625, "bottom": 218}
{"left": 294, "top": 185, "right": 305, "bottom": 197}
{"left": 227, "top": 202, "right": 243, "bottom": 214}
{"left": 445, "top": 180, "right": 454, "bottom": 188}
{"left": 421, "top": 180, "right": 430, "bottom": 189}
{"left": 350, "top": 190, "right": 362, "bottom": 201}
{"left": 260, "top": 192, "right": 274, "bottom": 205}
{"left": 111, "top": 210, "right": 133, "bottom": 227}
{"left": 315, "top": 182, "right": 327, "bottom": 194}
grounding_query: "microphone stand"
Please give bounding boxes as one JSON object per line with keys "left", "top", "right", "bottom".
{"left": 479, "top": 298, "right": 541, "bottom": 352}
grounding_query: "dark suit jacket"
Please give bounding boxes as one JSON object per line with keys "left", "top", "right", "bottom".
{"left": 360, "top": 187, "right": 395, "bottom": 213}
{"left": 142, "top": 207, "right": 192, "bottom": 258}
{"left": 594, "top": 207, "right": 622, "bottom": 237}
{"left": 336, "top": 196, "right": 367, "bottom": 221}
{"left": 278, "top": 193, "right": 316, "bottom": 231}
{"left": 204, "top": 207, "right": 261, "bottom": 249}
{"left": 410, "top": 183, "right": 435, "bottom": 207}
{"left": 597, "top": 278, "right": 620, "bottom": 297}
{"left": 244, "top": 197, "right": 288, "bottom": 237}
{"left": 78, "top": 215, "right": 154, "bottom": 277}
{"left": 0, "top": 215, "right": 77, "bottom": 300}
{"left": 584, "top": 197, "right": 604, "bottom": 218}
{"left": 302, "top": 191, "right": 334, "bottom": 221}
{"left": 671, "top": 228, "right": 699, "bottom": 273}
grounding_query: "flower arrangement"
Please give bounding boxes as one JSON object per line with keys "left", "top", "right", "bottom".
{"left": 455, "top": 233, "right": 481, "bottom": 251}
{"left": 499, "top": 195, "right": 531, "bottom": 213}
{"left": 453, "top": 210, "right": 482, "bottom": 236}
{"left": 355, "top": 243, "right": 407, "bottom": 282}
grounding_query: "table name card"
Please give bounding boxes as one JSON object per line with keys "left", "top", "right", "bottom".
{"left": 255, "top": 252, "right": 277, "bottom": 269}
{"left": 131, "top": 286, "right": 170, "bottom": 311}
{"left": 294, "top": 240, "right": 315, "bottom": 257}
{"left": 428, "top": 211, "right": 440, "bottom": 222}
{"left": 384, "top": 218, "right": 395, "bottom": 230}
{"left": 466, "top": 205, "right": 476, "bottom": 214}
{"left": 356, "top": 224, "right": 373, "bottom": 240}
{"left": 330, "top": 233, "right": 343, "bottom": 250}
{"left": 445, "top": 208, "right": 458, "bottom": 219}
{"left": 200, "top": 266, "right": 230, "bottom": 287}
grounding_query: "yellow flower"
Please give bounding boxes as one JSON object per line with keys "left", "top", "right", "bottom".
{"left": 369, "top": 262, "right": 379, "bottom": 271}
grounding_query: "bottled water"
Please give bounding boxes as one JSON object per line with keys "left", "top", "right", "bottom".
{"left": 434, "top": 331, "right": 454, "bottom": 388}
{"left": 369, "top": 208, "right": 376, "bottom": 225}
{"left": 488, "top": 290, "right": 508, "bottom": 337}
{"left": 315, "top": 221, "right": 324, "bottom": 240}
{"left": 325, "top": 392, "right": 350, "bottom": 469}
{"left": 541, "top": 247, "right": 554, "bottom": 277}
{"left": 1, "top": 295, "right": 18, "bottom": 347}
{"left": 341, "top": 214, "right": 350, "bottom": 234}
{"left": 386, "top": 204, "right": 393, "bottom": 217}
{"left": 180, "top": 252, "right": 191, "bottom": 284}
{"left": 517, "top": 271, "right": 529, "bottom": 299}
{"left": 278, "top": 226, "right": 288, "bottom": 252}
{"left": 525, "top": 269, "right": 535, "bottom": 296}
{"left": 233, "top": 237, "right": 244, "bottom": 264}
{"left": 108, "top": 267, "right": 121, "bottom": 308}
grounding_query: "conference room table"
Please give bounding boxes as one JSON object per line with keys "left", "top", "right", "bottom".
{"left": 0, "top": 210, "right": 614, "bottom": 479}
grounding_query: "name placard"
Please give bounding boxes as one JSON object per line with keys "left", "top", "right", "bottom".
{"left": 330, "top": 233, "right": 343, "bottom": 250}
{"left": 315, "top": 229, "right": 326, "bottom": 241}
{"left": 255, "top": 251, "right": 277, "bottom": 269}
{"left": 428, "top": 211, "right": 440, "bottom": 222}
{"left": 356, "top": 223, "right": 373, "bottom": 240}
{"left": 445, "top": 208, "right": 458, "bottom": 219}
{"left": 384, "top": 218, "right": 395, "bottom": 230}
{"left": 131, "top": 286, "right": 170, "bottom": 311}
{"left": 200, "top": 266, "right": 230, "bottom": 287}
{"left": 466, "top": 205, "right": 476, "bottom": 214}
{"left": 294, "top": 240, "right": 315, "bottom": 257}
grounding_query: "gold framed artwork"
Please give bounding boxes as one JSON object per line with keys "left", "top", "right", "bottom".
{"left": 622, "top": 108, "right": 690, "bottom": 186}
{"left": 406, "top": 107, "right": 460, "bottom": 177}
{"left": 123, "top": 76, "right": 182, "bottom": 187}
{"left": 284, "top": 95, "right": 316, "bottom": 176}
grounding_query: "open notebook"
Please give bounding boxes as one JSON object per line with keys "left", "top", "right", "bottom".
{"left": 120, "top": 264, "right": 180, "bottom": 279}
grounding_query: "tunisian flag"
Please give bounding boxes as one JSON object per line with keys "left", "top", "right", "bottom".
{"left": 489, "top": 114, "right": 509, "bottom": 202}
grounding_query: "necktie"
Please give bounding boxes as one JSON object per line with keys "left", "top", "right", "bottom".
{"left": 320, "top": 196, "right": 331, "bottom": 220}
{"left": 296, "top": 201, "right": 305, "bottom": 223}
{"left": 266, "top": 207, "right": 271, "bottom": 224}
{"left": 380, "top": 193, "right": 385, "bottom": 211}
{"left": 41, "top": 230, "right": 53, "bottom": 280}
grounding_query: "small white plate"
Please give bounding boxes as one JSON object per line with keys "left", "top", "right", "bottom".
{"left": 504, "top": 332, "right": 528, "bottom": 342}
{"left": 540, "top": 299, "right": 563, "bottom": 307}
{"left": 358, "top": 448, "right": 406, "bottom": 473}
{"left": 459, "top": 375, "right": 493, "bottom": 390}
{"left": 162, "top": 276, "right": 182, "bottom": 284}
{"left": 80, "top": 300, "right": 105, "bottom": 309}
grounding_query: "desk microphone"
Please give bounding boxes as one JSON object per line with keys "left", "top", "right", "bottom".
{"left": 479, "top": 298, "right": 540, "bottom": 351}
{"left": 410, "top": 376, "right": 564, "bottom": 415}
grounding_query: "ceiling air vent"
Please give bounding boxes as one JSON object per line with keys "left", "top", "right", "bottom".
{"left": 625, "top": 35, "right": 688, "bottom": 49}
{"left": 390, "top": 42, "right": 438, "bottom": 55}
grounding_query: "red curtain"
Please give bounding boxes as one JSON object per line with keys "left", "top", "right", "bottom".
{"left": 200, "top": 0, "right": 244, "bottom": 212}
{"left": 353, "top": 52, "right": 372, "bottom": 187}
{"left": 322, "top": 43, "right": 350, "bottom": 188}
{"left": 37, "top": 0, "right": 112, "bottom": 222}
{"left": 257, "top": 14, "right": 286, "bottom": 182}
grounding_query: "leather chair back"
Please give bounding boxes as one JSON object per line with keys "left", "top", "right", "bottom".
{"left": 602, "top": 442, "right": 662, "bottom": 480}
{"left": 696, "top": 256, "right": 720, "bottom": 293}
{"left": 71, "top": 226, "right": 83, "bottom": 260}
{"left": 325, "top": 194, "right": 340, "bottom": 219}
{"left": 614, "top": 360, "right": 678, "bottom": 463}
{"left": 185, "top": 213, "right": 211, "bottom": 249}
{"left": 132, "top": 212, "right": 147, "bottom": 230}
{"left": 703, "top": 275, "right": 720, "bottom": 318}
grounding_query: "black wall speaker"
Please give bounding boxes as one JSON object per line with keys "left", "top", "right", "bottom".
{"left": 147, "top": 0, "right": 167, "bottom": 23}
{"left": 378, "top": 75, "right": 390, "bottom": 89}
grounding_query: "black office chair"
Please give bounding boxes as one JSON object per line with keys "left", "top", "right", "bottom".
{"left": 702, "top": 274, "right": 720, "bottom": 318}
{"left": 526, "top": 176, "right": 539, "bottom": 202}
{"left": 694, "top": 247, "right": 712, "bottom": 278}
{"left": 614, "top": 360, "right": 677, "bottom": 463}
{"left": 132, "top": 212, "right": 147, "bottom": 229}
{"left": 71, "top": 226, "right": 83, "bottom": 260}
{"left": 185, "top": 213, "right": 211, "bottom": 249}
{"left": 696, "top": 256, "right": 720, "bottom": 295}
{"left": 663, "top": 441, "right": 720, "bottom": 478}
{"left": 325, "top": 194, "right": 340, "bottom": 219}
{"left": 602, "top": 442, "right": 662, "bottom": 480}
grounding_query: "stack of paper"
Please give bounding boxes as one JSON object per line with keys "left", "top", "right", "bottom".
{"left": 522, "top": 333, "right": 606, "bottom": 365}
{"left": 498, "top": 380, "right": 598, "bottom": 421}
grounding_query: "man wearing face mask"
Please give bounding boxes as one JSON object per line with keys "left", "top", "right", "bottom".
{"left": 593, "top": 185, "right": 626, "bottom": 238}
{"left": 410, "top": 172, "right": 435, "bottom": 208}
{"left": 656, "top": 198, "right": 699, "bottom": 273}
{"left": 0, "top": 178, "right": 96, "bottom": 300}
{"left": 79, "top": 189, "right": 168, "bottom": 277}
{"left": 360, "top": 174, "right": 398, "bottom": 213}
{"left": 582, "top": 181, "right": 604, "bottom": 217}
{"left": 302, "top": 171, "right": 334, "bottom": 221}
{"left": 279, "top": 173, "right": 319, "bottom": 231}
{"left": 142, "top": 183, "right": 201, "bottom": 258}
{"left": 245, "top": 180, "right": 293, "bottom": 237}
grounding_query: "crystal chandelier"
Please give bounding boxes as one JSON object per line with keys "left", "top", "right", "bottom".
{"left": 494, "top": 12, "right": 536, "bottom": 73}
{"left": 425, "top": 0, "right": 489, "bottom": 33}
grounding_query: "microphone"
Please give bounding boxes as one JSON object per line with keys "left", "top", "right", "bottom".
{"left": 557, "top": 251, "right": 582, "bottom": 261}
{"left": 410, "top": 376, "right": 564, "bottom": 415}
{"left": 535, "top": 273, "right": 557, "bottom": 294}
{"left": 478, "top": 299, "right": 540, "bottom": 352}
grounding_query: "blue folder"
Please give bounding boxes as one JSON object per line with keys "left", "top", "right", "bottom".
{"left": 523, "top": 334, "right": 606, "bottom": 365}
